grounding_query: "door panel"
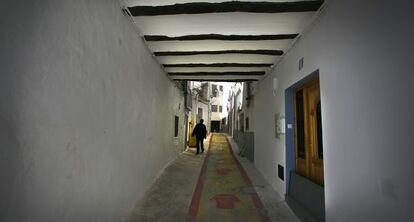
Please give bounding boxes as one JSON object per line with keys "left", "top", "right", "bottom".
{"left": 294, "top": 89, "right": 308, "bottom": 177}
{"left": 294, "top": 79, "right": 324, "bottom": 185}
{"left": 307, "top": 81, "right": 324, "bottom": 185}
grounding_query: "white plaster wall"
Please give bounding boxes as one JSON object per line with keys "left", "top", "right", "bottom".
{"left": 253, "top": 0, "right": 414, "bottom": 221}
{"left": 211, "top": 112, "right": 222, "bottom": 121}
{"left": 199, "top": 102, "right": 210, "bottom": 126}
{"left": 0, "top": 0, "right": 185, "bottom": 221}
{"left": 190, "top": 98, "right": 198, "bottom": 124}
{"left": 192, "top": 100, "right": 210, "bottom": 131}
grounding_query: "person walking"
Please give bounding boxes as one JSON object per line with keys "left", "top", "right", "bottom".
{"left": 192, "top": 119, "right": 207, "bottom": 155}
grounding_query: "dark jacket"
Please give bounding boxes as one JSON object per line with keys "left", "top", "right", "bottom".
{"left": 192, "top": 123, "right": 207, "bottom": 140}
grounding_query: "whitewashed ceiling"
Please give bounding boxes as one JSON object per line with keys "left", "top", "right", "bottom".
{"left": 121, "top": 0, "right": 324, "bottom": 81}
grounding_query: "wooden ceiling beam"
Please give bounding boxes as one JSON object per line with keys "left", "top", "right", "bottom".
{"left": 173, "top": 79, "right": 259, "bottom": 82}
{"left": 168, "top": 71, "right": 265, "bottom": 76}
{"left": 155, "top": 50, "right": 283, "bottom": 56}
{"left": 163, "top": 63, "right": 272, "bottom": 67}
{"left": 144, "top": 34, "right": 298, "bottom": 41}
{"left": 129, "top": 1, "right": 324, "bottom": 16}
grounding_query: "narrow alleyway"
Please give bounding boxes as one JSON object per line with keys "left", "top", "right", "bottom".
{"left": 127, "top": 134, "right": 299, "bottom": 222}
{"left": 2, "top": 1, "right": 413, "bottom": 221}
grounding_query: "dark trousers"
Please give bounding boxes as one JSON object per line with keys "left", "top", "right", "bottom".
{"left": 196, "top": 138, "right": 204, "bottom": 154}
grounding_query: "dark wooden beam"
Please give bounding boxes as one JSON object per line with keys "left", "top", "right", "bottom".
{"left": 173, "top": 79, "right": 259, "bottom": 82}
{"left": 129, "top": 1, "right": 324, "bottom": 16}
{"left": 168, "top": 71, "right": 265, "bottom": 76}
{"left": 144, "top": 34, "right": 298, "bottom": 41}
{"left": 163, "top": 63, "right": 272, "bottom": 67}
{"left": 155, "top": 50, "right": 283, "bottom": 56}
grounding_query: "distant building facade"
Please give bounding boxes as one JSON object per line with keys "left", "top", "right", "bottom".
{"left": 209, "top": 83, "right": 231, "bottom": 132}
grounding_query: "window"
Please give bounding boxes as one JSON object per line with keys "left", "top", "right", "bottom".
{"left": 246, "top": 117, "right": 249, "bottom": 130}
{"left": 197, "top": 108, "right": 203, "bottom": 121}
{"left": 219, "top": 105, "right": 223, "bottom": 113}
{"left": 211, "top": 105, "right": 218, "bottom": 112}
{"left": 239, "top": 113, "right": 244, "bottom": 132}
{"left": 219, "top": 85, "right": 223, "bottom": 91}
{"left": 222, "top": 118, "right": 226, "bottom": 125}
{"left": 174, "top": 116, "right": 179, "bottom": 137}
{"left": 212, "top": 84, "right": 218, "bottom": 97}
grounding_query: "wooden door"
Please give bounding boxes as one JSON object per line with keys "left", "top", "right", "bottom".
{"left": 294, "top": 79, "right": 324, "bottom": 185}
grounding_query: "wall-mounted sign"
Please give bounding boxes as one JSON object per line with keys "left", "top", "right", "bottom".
{"left": 275, "top": 113, "right": 286, "bottom": 139}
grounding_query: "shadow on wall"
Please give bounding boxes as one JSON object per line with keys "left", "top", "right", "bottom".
{"left": 233, "top": 131, "right": 254, "bottom": 162}
{"left": 0, "top": 116, "right": 23, "bottom": 220}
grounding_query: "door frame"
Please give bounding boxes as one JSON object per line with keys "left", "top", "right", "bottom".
{"left": 284, "top": 70, "right": 320, "bottom": 194}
